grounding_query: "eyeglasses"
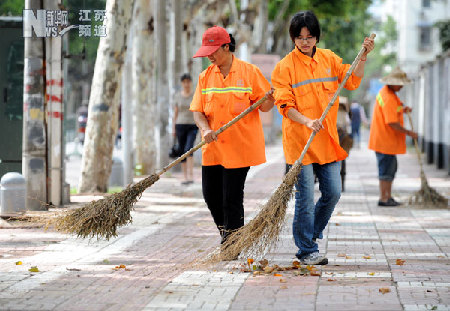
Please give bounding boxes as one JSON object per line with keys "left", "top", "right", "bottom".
{"left": 296, "top": 36, "right": 315, "bottom": 42}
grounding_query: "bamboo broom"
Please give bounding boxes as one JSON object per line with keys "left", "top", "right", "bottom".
{"left": 406, "top": 111, "right": 447, "bottom": 207}
{"left": 54, "top": 95, "right": 268, "bottom": 240}
{"left": 213, "top": 34, "right": 376, "bottom": 262}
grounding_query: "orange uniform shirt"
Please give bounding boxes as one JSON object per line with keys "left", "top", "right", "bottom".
{"left": 271, "top": 47, "right": 362, "bottom": 165}
{"left": 368, "top": 85, "right": 406, "bottom": 154}
{"left": 190, "top": 56, "right": 271, "bottom": 168}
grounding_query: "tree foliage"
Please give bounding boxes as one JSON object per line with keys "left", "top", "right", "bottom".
{"left": 0, "top": 0, "right": 23, "bottom": 16}
{"left": 436, "top": 20, "right": 450, "bottom": 51}
{"left": 61, "top": 0, "right": 106, "bottom": 77}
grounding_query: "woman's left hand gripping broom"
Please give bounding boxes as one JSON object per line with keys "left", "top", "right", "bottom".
{"left": 214, "top": 34, "right": 376, "bottom": 262}
{"left": 54, "top": 94, "right": 270, "bottom": 240}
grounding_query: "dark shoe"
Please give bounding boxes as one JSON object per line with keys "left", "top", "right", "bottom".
{"left": 378, "top": 199, "right": 399, "bottom": 207}
{"left": 388, "top": 197, "right": 402, "bottom": 206}
{"left": 296, "top": 252, "right": 328, "bottom": 265}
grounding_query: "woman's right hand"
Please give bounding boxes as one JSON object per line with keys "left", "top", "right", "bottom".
{"left": 306, "top": 118, "right": 324, "bottom": 133}
{"left": 202, "top": 129, "right": 218, "bottom": 143}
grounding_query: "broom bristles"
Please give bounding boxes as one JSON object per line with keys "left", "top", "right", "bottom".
{"left": 205, "top": 163, "right": 303, "bottom": 262}
{"left": 409, "top": 172, "right": 448, "bottom": 207}
{"left": 53, "top": 174, "right": 160, "bottom": 240}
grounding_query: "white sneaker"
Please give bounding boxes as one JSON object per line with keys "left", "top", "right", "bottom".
{"left": 299, "top": 252, "right": 328, "bottom": 265}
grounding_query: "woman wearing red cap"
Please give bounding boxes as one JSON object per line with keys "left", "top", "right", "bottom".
{"left": 190, "top": 26, "right": 275, "bottom": 245}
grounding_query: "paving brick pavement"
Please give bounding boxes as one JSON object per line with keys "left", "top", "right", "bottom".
{"left": 0, "top": 136, "right": 449, "bottom": 311}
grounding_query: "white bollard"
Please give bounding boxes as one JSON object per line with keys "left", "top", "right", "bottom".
{"left": 1, "top": 172, "right": 26, "bottom": 215}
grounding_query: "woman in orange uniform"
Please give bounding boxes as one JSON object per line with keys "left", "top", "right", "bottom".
{"left": 271, "top": 11, "right": 374, "bottom": 265}
{"left": 190, "top": 26, "right": 275, "bottom": 244}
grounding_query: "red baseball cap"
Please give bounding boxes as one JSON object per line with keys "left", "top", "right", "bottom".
{"left": 193, "top": 26, "right": 231, "bottom": 58}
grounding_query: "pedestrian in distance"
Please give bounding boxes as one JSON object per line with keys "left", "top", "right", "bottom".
{"left": 172, "top": 73, "right": 198, "bottom": 185}
{"left": 368, "top": 66, "right": 418, "bottom": 207}
{"left": 350, "top": 101, "right": 369, "bottom": 147}
{"left": 190, "top": 26, "right": 275, "bottom": 244}
{"left": 271, "top": 10, "right": 374, "bottom": 265}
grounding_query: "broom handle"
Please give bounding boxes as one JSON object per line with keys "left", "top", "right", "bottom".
{"left": 406, "top": 111, "right": 424, "bottom": 172}
{"left": 293, "top": 34, "right": 376, "bottom": 167}
{"left": 157, "top": 95, "right": 268, "bottom": 175}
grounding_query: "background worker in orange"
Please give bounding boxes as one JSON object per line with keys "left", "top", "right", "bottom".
{"left": 368, "top": 67, "right": 418, "bottom": 207}
{"left": 271, "top": 10, "right": 374, "bottom": 265}
{"left": 190, "top": 26, "right": 275, "bottom": 244}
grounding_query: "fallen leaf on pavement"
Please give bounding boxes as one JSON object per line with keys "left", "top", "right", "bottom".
{"left": 327, "top": 278, "right": 336, "bottom": 282}
{"left": 345, "top": 256, "right": 352, "bottom": 259}
{"left": 299, "top": 268, "right": 310, "bottom": 275}
{"left": 368, "top": 272, "right": 375, "bottom": 276}
{"left": 66, "top": 268, "right": 81, "bottom": 271}
{"left": 273, "top": 273, "right": 282, "bottom": 277}
{"left": 310, "top": 271, "right": 321, "bottom": 277}
{"left": 337, "top": 253, "right": 346, "bottom": 257}
{"left": 306, "top": 265, "right": 316, "bottom": 271}
{"left": 253, "top": 271, "right": 262, "bottom": 276}
{"left": 395, "top": 259, "right": 405, "bottom": 265}
{"left": 259, "top": 259, "right": 269, "bottom": 268}
{"left": 15, "top": 261, "right": 22, "bottom": 265}
{"left": 280, "top": 285, "right": 288, "bottom": 289}
{"left": 379, "top": 288, "right": 391, "bottom": 294}
{"left": 263, "top": 266, "right": 274, "bottom": 273}
{"left": 28, "top": 266, "right": 39, "bottom": 272}
{"left": 279, "top": 279, "right": 287, "bottom": 283}
{"left": 363, "top": 255, "right": 371, "bottom": 259}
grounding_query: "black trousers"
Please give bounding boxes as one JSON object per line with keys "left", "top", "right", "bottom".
{"left": 202, "top": 165, "right": 250, "bottom": 235}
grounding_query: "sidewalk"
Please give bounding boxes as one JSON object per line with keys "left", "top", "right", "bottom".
{"left": 0, "top": 135, "right": 449, "bottom": 311}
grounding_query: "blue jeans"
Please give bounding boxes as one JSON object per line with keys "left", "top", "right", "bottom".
{"left": 291, "top": 161, "right": 341, "bottom": 259}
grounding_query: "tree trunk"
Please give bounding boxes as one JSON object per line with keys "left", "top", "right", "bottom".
{"left": 133, "top": 0, "right": 157, "bottom": 175}
{"left": 78, "top": 0, "right": 135, "bottom": 193}
{"left": 155, "top": 0, "right": 170, "bottom": 168}
{"left": 252, "top": 0, "right": 269, "bottom": 54}
{"left": 23, "top": 0, "right": 47, "bottom": 210}
{"left": 45, "top": 0, "right": 64, "bottom": 206}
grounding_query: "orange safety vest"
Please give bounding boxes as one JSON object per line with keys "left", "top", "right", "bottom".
{"left": 271, "top": 47, "right": 362, "bottom": 165}
{"left": 190, "top": 56, "right": 271, "bottom": 168}
{"left": 368, "top": 85, "right": 406, "bottom": 154}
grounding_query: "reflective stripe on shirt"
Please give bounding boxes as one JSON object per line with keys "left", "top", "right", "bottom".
{"left": 292, "top": 76, "right": 338, "bottom": 89}
{"left": 201, "top": 87, "right": 252, "bottom": 94}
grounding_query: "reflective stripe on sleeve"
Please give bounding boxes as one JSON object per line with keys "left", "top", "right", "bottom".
{"left": 376, "top": 93, "right": 385, "bottom": 107}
